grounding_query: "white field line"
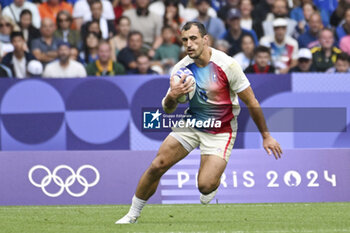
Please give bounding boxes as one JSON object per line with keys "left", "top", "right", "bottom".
{"left": 0, "top": 202, "right": 349, "bottom": 210}
{"left": 123, "top": 229, "right": 350, "bottom": 233}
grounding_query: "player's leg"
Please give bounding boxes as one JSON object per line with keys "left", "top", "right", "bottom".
{"left": 197, "top": 131, "right": 236, "bottom": 204}
{"left": 197, "top": 155, "right": 227, "bottom": 204}
{"left": 134, "top": 135, "right": 190, "bottom": 201}
{"left": 116, "top": 130, "right": 198, "bottom": 224}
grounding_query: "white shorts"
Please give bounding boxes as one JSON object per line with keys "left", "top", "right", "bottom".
{"left": 170, "top": 127, "right": 236, "bottom": 162}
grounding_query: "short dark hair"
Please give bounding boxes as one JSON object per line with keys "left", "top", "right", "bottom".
{"left": 241, "top": 34, "right": 255, "bottom": 45}
{"left": 254, "top": 46, "right": 271, "bottom": 55}
{"left": 161, "top": 25, "right": 174, "bottom": 33}
{"left": 181, "top": 21, "right": 207, "bottom": 37}
{"left": 165, "top": 0, "right": 180, "bottom": 6}
{"left": 128, "top": 30, "right": 143, "bottom": 41}
{"left": 89, "top": 0, "right": 102, "bottom": 7}
{"left": 136, "top": 53, "right": 150, "bottom": 61}
{"left": 336, "top": 52, "right": 350, "bottom": 62}
{"left": 195, "top": 0, "right": 211, "bottom": 5}
{"left": 20, "top": 9, "right": 32, "bottom": 19}
{"left": 10, "top": 31, "right": 24, "bottom": 41}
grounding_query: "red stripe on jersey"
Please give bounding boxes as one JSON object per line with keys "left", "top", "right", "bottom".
{"left": 212, "top": 63, "right": 234, "bottom": 133}
{"left": 223, "top": 132, "right": 233, "bottom": 160}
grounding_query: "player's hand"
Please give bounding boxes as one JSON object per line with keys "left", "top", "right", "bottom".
{"left": 263, "top": 135, "right": 282, "bottom": 160}
{"left": 169, "top": 74, "right": 194, "bottom": 99}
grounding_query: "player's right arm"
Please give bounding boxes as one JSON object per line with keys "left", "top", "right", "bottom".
{"left": 162, "top": 74, "right": 194, "bottom": 114}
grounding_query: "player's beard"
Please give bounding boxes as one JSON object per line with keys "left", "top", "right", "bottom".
{"left": 188, "top": 46, "right": 203, "bottom": 60}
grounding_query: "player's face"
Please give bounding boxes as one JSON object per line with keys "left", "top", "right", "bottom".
{"left": 181, "top": 25, "right": 208, "bottom": 59}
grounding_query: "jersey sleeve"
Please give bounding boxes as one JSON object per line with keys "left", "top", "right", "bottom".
{"left": 227, "top": 58, "right": 250, "bottom": 93}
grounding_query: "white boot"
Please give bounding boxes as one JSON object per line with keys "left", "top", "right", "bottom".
{"left": 115, "top": 214, "right": 138, "bottom": 224}
{"left": 200, "top": 188, "right": 218, "bottom": 204}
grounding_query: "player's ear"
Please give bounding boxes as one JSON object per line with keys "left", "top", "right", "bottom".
{"left": 203, "top": 34, "right": 209, "bottom": 46}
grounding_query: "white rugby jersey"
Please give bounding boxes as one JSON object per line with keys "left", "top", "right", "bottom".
{"left": 170, "top": 48, "right": 250, "bottom": 134}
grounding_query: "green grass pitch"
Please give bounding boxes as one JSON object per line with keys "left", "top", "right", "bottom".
{"left": 1, "top": 203, "right": 349, "bottom": 233}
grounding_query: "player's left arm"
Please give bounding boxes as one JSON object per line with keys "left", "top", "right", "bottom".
{"left": 237, "top": 86, "right": 283, "bottom": 159}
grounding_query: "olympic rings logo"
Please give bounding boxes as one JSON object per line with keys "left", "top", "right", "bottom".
{"left": 28, "top": 165, "right": 100, "bottom": 197}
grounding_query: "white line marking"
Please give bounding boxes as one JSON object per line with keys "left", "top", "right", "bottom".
{"left": 0, "top": 202, "right": 349, "bottom": 210}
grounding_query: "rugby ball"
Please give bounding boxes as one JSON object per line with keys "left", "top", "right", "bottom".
{"left": 173, "top": 67, "right": 196, "bottom": 103}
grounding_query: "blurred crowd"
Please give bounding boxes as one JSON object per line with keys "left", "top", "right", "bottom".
{"left": 0, "top": 0, "right": 349, "bottom": 78}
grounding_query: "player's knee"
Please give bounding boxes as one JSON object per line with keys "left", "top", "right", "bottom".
{"left": 198, "top": 181, "right": 217, "bottom": 195}
{"left": 149, "top": 158, "right": 169, "bottom": 177}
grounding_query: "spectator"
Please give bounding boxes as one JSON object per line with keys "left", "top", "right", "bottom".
{"left": 38, "top": 0, "right": 73, "bottom": 24}
{"left": 73, "top": 0, "right": 115, "bottom": 30}
{"left": 192, "top": 0, "right": 225, "bottom": 40}
{"left": 86, "top": 40, "right": 125, "bottom": 76}
{"left": 2, "top": 31, "right": 35, "bottom": 78}
{"left": 110, "top": 16, "right": 131, "bottom": 61}
{"left": 79, "top": 31, "right": 100, "bottom": 66}
{"left": 262, "top": 0, "right": 298, "bottom": 37}
{"left": 183, "top": 0, "right": 217, "bottom": 22}
{"left": 298, "top": 12, "right": 323, "bottom": 49}
{"left": 336, "top": 8, "right": 350, "bottom": 42}
{"left": 43, "top": 42, "right": 87, "bottom": 78}
{"left": 117, "top": 31, "right": 148, "bottom": 72}
{"left": 123, "top": 0, "right": 163, "bottom": 56}
{"left": 233, "top": 34, "right": 255, "bottom": 71}
{"left": 0, "top": 16, "right": 20, "bottom": 58}
{"left": 291, "top": 0, "right": 330, "bottom": 27}
{"left": 2, "top": 0, "right": 41, "bottom": 29}
{"left": 311, "top": 28, "right": 342, "bottom": 72}
{"left": 314, "top": 0, "right": 337, "bottom": 26}
{"left": 54, "top": 10, "right": 80, "bottom": 50}
{"left": 326, "top": 52, "right": 350, "bottom": 73}
{"left": 114, "top": 0, "right": 135, "bottom": 23}
{"left": 330, "top": 0, "right": 350, "bottom": 27}
{"left": 251, "top": 0, "right": 275, "bottom": 35}
{"left": 31, "top": 18, "right": 62, "bottom": 66}
{"left": 214, "top": 39, "right": 230, "bottom": 54}
{"left": 26, "top": 59, "right": 43, "bottom": 77}
{"left": 290, "top": 0, "right": 311, "bottom": 24}
{"left": 18, "top": 9, "right": 41, "bottom": 50}
{"left": 289, "top": 48, "right": 316, "bottom": 72}
{"left": 153, "top": 26, "right": 181, "bottom": 74}
{"left": 296, "top": 2, "right": 317, "bottom": 35}
{"left": 245, "top": 45, "right": 275, "bottom": 73}
{"left": 81, "top": 0, "right": 116, "bottom": 40}
{"left": 340, "top": 35, "right": 350, "bottom": 55}
{"left": 83, "top": 20, "right": 103, "bottom": 39}
{"left": 221, "top": 8, "right": 258, "bottom": 56}
{"left": 260, "top": 18, "right": 298, "bottom": 74}
{"left": 163, "top": 0, "right": 184, "bottom": 45}
{"left": 130, "top": 53, "right": 158, "bottom": 74}
{"left": 239, "top": 0, "right": 253, "bottom": 30}
{"left": 149, "top": 0, "right": 185, "bottom": 18}
{"left": 217, "top": 0, "right": 239, "bottom": 22}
